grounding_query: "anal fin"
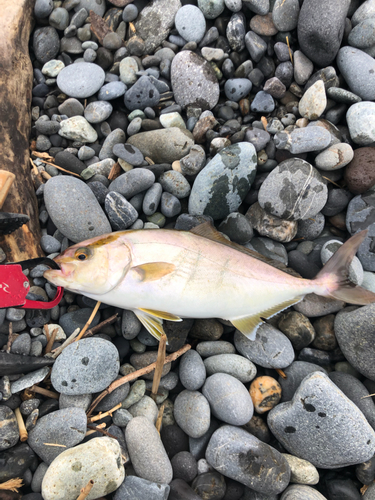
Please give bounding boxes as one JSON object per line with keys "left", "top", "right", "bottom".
{"left": 138, "top": 308, "right": 182, "bottom": 322}
{"left": 230, "top": 297, "right": 302, "bottom": 341}
{"left": 134, "top": 309, "right": 169, "bottom": 344}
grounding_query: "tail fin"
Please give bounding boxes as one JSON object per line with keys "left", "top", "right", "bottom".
{"left": 314, "top": 230, "right": 375, "bottom": 305}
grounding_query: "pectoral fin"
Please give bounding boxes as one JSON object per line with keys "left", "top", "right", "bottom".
{"left": 131, "top": 262, "right": 176, "bottom": 282}
{"left": 230, "top": 297, "right": 303, "bottom": 340}
{"left": 134, "top": 309, "right": 169, "bottom": 344}
{"left": 139, "top": 308, "right": 182, "bottom": 322}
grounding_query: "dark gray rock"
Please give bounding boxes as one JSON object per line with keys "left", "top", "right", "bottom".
{"left": 33, "top": 27, "right": 60, "bottom": 64}
{"left": 113, "top": 475, "right": 170, "bottom": 500}
{"left": 171, "top": 451, "right": 198, "bottom": 483}
{"left": 268, "top": 372, "right": 375, "bottom": 468}
{"left": 10, "top": 333, "right": 31, "bottom": 356}
{"left": 188, "top": 142, "right": 257, "bottom": 220}
{"left": 44, "top": 176, "right": 111, "bottom": 243}
{"left": 171, "top": 51, "right": 220, "bottom": 110}
{"left": 226, "top": 12, "right": 246, "bottom": 52}
{"left": 218, "top": 212, "right": 253, "bottom": 244}
{"left": 56, "top": 62, "right": 105, "bottom": 98}
{"left": 191, "top": 471, "right": 226, "bottom": 499}
{"left": 124, "top": 76, "right": 160, "bottom": 111}
{"left": 258, "top": 158, "right": 328, "bottom": 221}
{"left": 34, "top": 0, "right": 53, "bottom": 18}
{"left": 202, "top": 373, "right": 254, "bottom": 425}
{"left": 250, "top": 91, "right": 275, "bottom": 113}
{"left": 224, "top": 78, "right": 252, "bottom": 102}
{"left": 0, "top": 407, "right": 18, "bottom": 450}
{"left": 113, "top": 143, "right": 144, "bottom": 166}
{"left": 51, "top": 338, "right": 120, "bottom": 395}
{"left": 272, "top": 0, "right": 300, "bottom": 31}
{"left": 245, "top": 31, "right": 267, "bottom": 63}
{"left": 27, "top": 407, "right": 86, "bottom": 464}
{"left": 174, "top": 390, "right": 211, "bottom": 438}
{"left": 297, "top": 0, "right": 350, "bottom": 66}
{"left": 234, "top": 325, "right": 294, "bottom": 369}
{"left": 0, "top": 443, "right": 36, "bottom": 482}
{"left": 206, "top": 425, "right": 291, "bottom": 495}
{"left": 337, "top": 47, "right": 375, "bottom": 101}
{"left": 59, "top": 308, "right": 100, "bottom": 337}
{"left": 125, "top": 416, "right": 173, "bottom": 483}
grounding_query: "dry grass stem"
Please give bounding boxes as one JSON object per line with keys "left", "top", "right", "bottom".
{"left": 30, "top": 385, "right": 59, "bottom": 399}
{"left": 286, "top": 36, "right": 293, "bottom": 64}
{"left": 261, "top": 116, "right": 268, "bottom": 131}
{"left": 0, "top": 478, "right": 23, "bottom": 492}
{"left": 151, "top": 333, "right": 167, "bottom": 401}
{"left": 45, "top": 327, "right": 58, "bottom": 354}
{"left": 14, "top": 407, "right": 28, "bottom": 442}
{"left": 87, "top": 343, "right": 191, "bottom": 416}
{"left": 81, "top": 314, "right": 118, "bottom": 339}
{"left": 41, "top": 171, "right": 52, "bottom": 180}
{"left": 145, "top": 157, "right": 154, "bottom": 165}
{"left": 50, "top": 328, "right": 80, "bottom": 359}
{"left": 275, "top": 368, "right": 287, "bottom": 379}
{"left": 77, "top": 479, "right": 94, "bottom": 500}
{"left": 43, "top": 443, "right": 67, "bottom": 448}
{"left": 88, "top": 403, "right": 122, "bottom": 423}
{"left": 155, "top": 404, "right": 164, "bottom": 434}
{"left": 75, "top": 302, "right": 101, "bottom": 342}
{"left": 108, "top": 162, "right": 122, "bottom": 181}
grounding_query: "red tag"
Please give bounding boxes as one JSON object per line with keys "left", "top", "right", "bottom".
{"left": 0, "top": 265, "right": 29, "bottom": 308}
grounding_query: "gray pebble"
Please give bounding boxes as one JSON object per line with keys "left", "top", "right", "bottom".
{"left": 280, "top": 485, "right": 328, "bottom": 499}
{"left": 49, "top": 7, "right": 69, "bottom": 30}
{"left": 159, "top": 171, "right": 191, "bottom": 199}
{"left": 206, "top": 425, "right": 291, "bottom": 495}
{"left": 84, "top": 101, "right": 113, "bottom": 124}
{"left": 224, "top": 78, "right": 252, "bottom": 102}
{"left": 143, "top": 183, "right": 162, "bottom": 216}
{"left": 278, "top": 361, "right": 327, "bottom": 402}
{"left": 123, "top": 4, "right": 138, "bottom": 22}
{"left": 11, "top": 367, "right": 50, "bottom": 394}
{"left": 196, "top": 340, "right": 236, "bottom": 357}
{"left": 121, "top": 380, "right": 146, "bottom": 409}
{"left": 245, "top": 128, "right": 271, "bottom": 152}
{"left": 337, "top": 46, "right": 375, "bottom": 101}
{"left": 113, "top": 408, "right": 133, "bottom": 428}
{"left": 40, "top": 235, "right": 61, "bottom": 254}
{"left": 175, "top": 5, "right": 206, "bottom": 43}
{"left": 245, "top": 31, "right": 267, "bottom": 62}
{"left": 272, "top": 0, "right": 299, "bottom": 31}
{"left": 347, "top": 101, "right": 375, "bottom": 145}
{"left": 130, "top": 351, "right": 171, "bottom": 381}
{"left": 28, "top": 407, "right": 87, "bottom": 464}
{"left": 56, "top": 62, "right": 105, "bottom": 98}
{"left": 179, "top": 350, "right": 206, "bottom": 391}
{"left": 204, "top": 354, "right": 257, "bottom": 383}
{"left": 124, "top": 76, "right": 160, "bottom": 111}
{"left": 202, "top": 373, "right": 253, "bottom": 425}
{"left": 44, "top": 176, "right": 111, "bottom": 243}
{"left": 174, "top": 390, "right": 211, "bottom": 438}
{"left": 274, "top": 126, "right": 331, "bottom": 154}
{"left": 31, "top": 462, "right": 48, "bottom": 493}
{"left": 160, "top": 192, "right": 181, "bottom": 218}
{"left": 109, "top": 168, "right": 155, "bottom": 199}
{"left": 234, "top": 324, "right": 295, "bottom": 369}
{"left": 0, "top": 407, "right": 18, "bottom": 450}
{"left": 59, "top": 308, "right": 100, "bottom": 337}
{"left": 113, "top": 143, "right": 144, "bottom": 166}
{"left": 125, "top": 416, "right": 173, "bottom": 483}
{"left": 58, "top": 97, "right": 84, "bottom": 117}
{"left": 251, "top": 91, "right": 275, "bottom": 113}
{"left": 114, "top": 475, "right": 170, "bottom": 500}
{"left": 128, "top": 395, "right": 158, "bottom": 424}
{"left": 99, "top": 128, "right": 126, "bottom": 161}
{"left": 98, "top": 81, "right": 127, "bottom": 101}
{"left": 34, "top": 0, "right": 53, "bottom": 18}
{"left": 51, "top": 338, "right": 119, "bottom": 395}
{"left": 10, "top": 333, "right": 31, "bottom": 356}
{"left": 59, "top": 393, "right": 92, "bottom": 411}
{"left": 33, "top": 27, "right": 60, "bottom": 64}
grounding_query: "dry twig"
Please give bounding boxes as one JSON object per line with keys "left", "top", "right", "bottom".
{"left": 88, "top": 403, "right": 122, "bottom": 423}
{"left": 14, "top": 407, "right": 28, "bottom": 442}
{"left": 49, "top": 328, "right": 80, "bottom": 359}
{"left": 81, "top": 313, "right": 118, "bottom": 339}
{"left": 77, "top": 480, "right": 94, "bottom": 500}
{"left": 45, "top": 327, "right": 58, "bottom": 354}
{"left": 275, "top": 368, "right": 287, "bottom": 379}
{"left": 75, "top": 302, "right": 101, "bottom": 342}
{"left": 0, "top": 478, "right": 23, "bottom": 492}
{"left": 286, "top": 36, "right": 293, "bottom": 64}
{"left": 87, "top": 343, "right": 191, "bottom": 416}
{"left": 151, "top": 333, "right": 167, "bottom": 401}
{"left": 29, "top": 385, "right": 59, "bottom": 399}
{"left": 85, "top": 423, "right": 106, "bottom": 437}
{"left": 155, "top": 404, "right": 164, "bottom": 434}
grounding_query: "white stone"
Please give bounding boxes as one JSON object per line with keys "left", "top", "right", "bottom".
{"left": 298, "top": 80, "right": 327, "bottom": 120}
{"left": 42, "top": 60, "right": 65, "bottom": 77}
{"left": 42, "top": 437, "right": 125, "bottom": 500}
{"left": 119, "top": 57, "right": 139, "bottom": 85}
{"left": 347, "top": 101, "right": 375, "bottom": 145}
{"left": 283, "top": 454, "right": 320, "bottom": 485}
{"left": 159, "top": 112, "right": 186, "bottom": 129}
{"left": 59, "top": 116, "right": 98, "bottom": 143}
{"left": 44, "top": 324, "right": 66, "bottom": 341}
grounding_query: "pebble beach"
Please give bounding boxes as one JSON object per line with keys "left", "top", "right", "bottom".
{"left": 2, "top": 0, "right": 375, "bottom": 499}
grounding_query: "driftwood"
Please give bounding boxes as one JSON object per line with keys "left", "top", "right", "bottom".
{"left": 0, "top": 0, "right": 43, "bottom": 262}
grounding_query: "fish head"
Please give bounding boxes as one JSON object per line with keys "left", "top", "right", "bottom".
{"left": 44, "top": 232, "right": 132, "bottom": 295}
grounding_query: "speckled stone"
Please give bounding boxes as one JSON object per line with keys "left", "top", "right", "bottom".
{"left": 174, "top": 390, "right": 211, "bottom": 438}
{"left": 268, "top": 372, "right": 375, "bottom": 468}
{"left": 189, "top": 142, "right": 257, "bottom": 220}
{"left": 41, "top": 437, "right": 124, "bottom": 500}
{"left": 224, "top": 78, "right": 252, "bottom": 102}
{"left": 28, "top": 407, "right": 87, "bottom": 464}
{"left": 56, "top": 62, "right": 105, "bottom": 98}
{"left": 234, "top": 324, "right": 295, "bottom": 369}
{"left": 171, "top": 51, "right": 220, "bottom": 111}
{"left": 51, "top": 338, "right": 119, "bottom": 395}
{"left": 206, "top": 425, "right": 291, "bottom": 495}
{"left": 124, "top": 76, "right": 160, "bottom": 111}
{"left": 258, "top": 158, "right": 328, "bottom": 221}
{"left": 272, "top": 0, "right": 300, "bottom": 31}
{"left": 175, "top": 5, "right": 206, "bottom": 43}
{"left": 337, "top": 47, "right": 375, "bottom": 101}
{"left": 113, "top": 476, "right": 170, "bottom": 500}
{"left": 43, "top": 176, "right": 111, "bottom": 243}
{"left": 0, "top": 407, "right": 18, "bottom": 450}
{"left": 347, "top": 102, "right": 375, "bottom": 145}
{"left": 125, "top": 416, "right": 173, "bottom": 483}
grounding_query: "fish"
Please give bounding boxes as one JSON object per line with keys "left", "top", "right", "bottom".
{"left": 44, "top": 222, "right": 375, "bottom": 343}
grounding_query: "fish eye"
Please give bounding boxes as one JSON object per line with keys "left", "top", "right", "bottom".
{"left": 74, "top": 247, "right": 92, "bottom": 261}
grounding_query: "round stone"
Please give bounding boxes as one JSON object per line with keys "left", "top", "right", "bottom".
{"left": 51, "top": 338, "right": 120, "bottom": 395}
{"left": 33, "top": 27, "right": 60, "bottom": 64}
{"left": 198, "top": 0, "right": 225, "bottom": 19}
{"left": 159, "top": 171, "right": 191, "bottom": 199}
{"left": 171, "top": 51, "right": 220, "bottom": 111}
{"left": 41, "top": 437, "right": 124, "bottom": 500}
{"left": 84, "top": 101, "right": 113, "bottom": 124}
{"left": 250, "top": 91, "right": 275, "bottom": 113}
{"left": 202, "top": 373, "right": 254, "bottom": 425}
{"left": 124, "top": 76, "right": 160, "bottom": 111}
{"left": 109, "top": 168, "right": 155, "bottom": 199}
{"left": 203, "top": 354, "right": 257, "bottom": 383}
{"left": 98, "top": 81, "right": 127, "bottom": 101}
{"left": 347, "top": 102, "right": 375, "bottom": 145}
{"left": 224, "top": 78, "right": 252, "bottom": 102}
{"left": 272, "top": 0, "right": 300, "bottom": 31}
{"left": 56, "top": 62, "right": 105, "bottom": 98}
{"left": 179, "top": 350, "right": 206, "bottom": 391}
{"left": 189, "top": 142, "right": 257, "bottom": 220}
{"left": 113, "top": 143, "right": 144, "bottom": 166}
{"left": 43, "top": 176, "right": 111, "bottom": 242}
{"left": 337, "top": 47, "right": 375, "bottom": 101}
{"left": 174, "top": 390, "right": 211, "bottom": 438}
{"left": 315, "top": 143, "right": 354, "bottom": 170}
{"left": 258, "top": 158, "right": 328, "bottom": 221}
{"left": 175, "top": 5, "right": 206, "bottom": 43}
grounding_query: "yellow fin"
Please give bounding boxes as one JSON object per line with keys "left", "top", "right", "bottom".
{"left": 190, "top": 222, "right": 301, "bottom": 278}
{"left": 139, "top": 308, "right": 182, "bottom": 322}
{"left": 134, "top": 309, "right": 169, "bottom": 344}
{"left": 230, "top": 297, "right": 303, "bottom": 340}
{"left": 131, "top": 262, "right": 176, "bottom": 282}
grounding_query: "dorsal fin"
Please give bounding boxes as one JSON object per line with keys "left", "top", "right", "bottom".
{"left": 190, "top": 222, "right": 300, "bottom": 278}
